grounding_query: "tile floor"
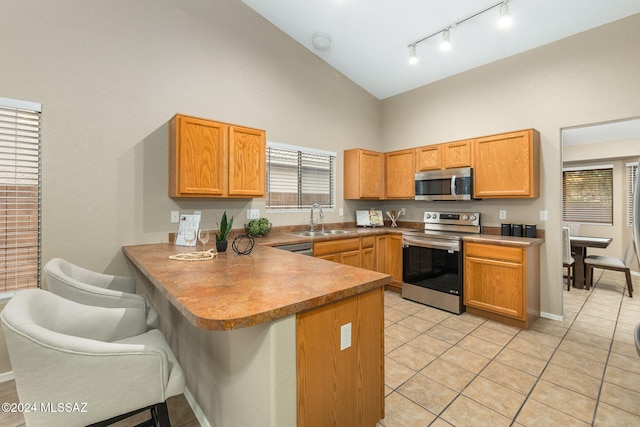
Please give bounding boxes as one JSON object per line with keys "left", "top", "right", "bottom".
{"left": 379, "top": 269, "right": 640, "bottom": 426}
{"left": 1, "top": 269, "right": 638, "bottom": 427}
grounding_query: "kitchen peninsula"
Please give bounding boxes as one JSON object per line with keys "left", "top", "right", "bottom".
{"left": 123, "top": 242, "right": 390, "bottom": 427}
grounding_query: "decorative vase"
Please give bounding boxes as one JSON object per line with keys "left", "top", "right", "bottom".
{"left": 216, "top": 240, "right": 228, "bottom": 252}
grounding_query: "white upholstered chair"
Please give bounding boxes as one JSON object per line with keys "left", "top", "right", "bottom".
{"left": 562, "top": 227, "right": 575, "bottom": 291}
{"left": 44, "top": 257, "right": 159, "bottom": 329}
{"left": 585, "top": 237, "right": 635, "bottom": 297}
{"left": 1, "top": 289, "right": 184, "bottom": 427}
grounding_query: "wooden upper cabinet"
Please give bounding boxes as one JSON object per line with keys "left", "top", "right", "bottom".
{"left": 228, "top": 125, "right": 266, "bottom": 197}
{"left": 344, "top": 149, "right": 384, "bottom": 199}
{"left": 384, "top": 149, "right": 415, "bottom": 199}
{"left": 415, "top": 144, "right": 442, "bottom": 171}
{"left": 169, "top": 114, "right": 265, "bottom": 198}
{"left": 415, "top": 139, "right": 472, "bottom": 171}
{"left": 473, "top": 129, "right": 540, "bottom": 198}
{"left": 442, "top": 139, "right": 473, "bottom": 169}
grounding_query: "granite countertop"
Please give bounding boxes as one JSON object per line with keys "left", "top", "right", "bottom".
{"left": 462, "top": 234, "right": 545, "bottom": 247}
{"left": 123, "top": 241, "right": 391, "bottom": 331}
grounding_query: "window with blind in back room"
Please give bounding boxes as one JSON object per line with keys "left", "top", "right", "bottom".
{"left": 0, "top": 97, "right": 42, "bottom": 296}
{"left": 266, "top": 142, "right": 336, "bottom": 211}
{"left": 562, "top": 166, "right": 613, "bottom": 225}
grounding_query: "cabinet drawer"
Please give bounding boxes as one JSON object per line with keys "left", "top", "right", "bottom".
{"left": 313, "top": 238, "right": 361, "bottom": 257}
{"left": 361, "top": 236, "right": 375, "bottom": 248}
{"left": 464, "top": 242, "right": 523, "bottom": 263}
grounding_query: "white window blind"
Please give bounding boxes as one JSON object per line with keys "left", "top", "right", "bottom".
{"left": 0, "top": 97, "right": 42, "bottom": 296}
{"left": 266, "top": 142, "right": 335, "bottom": 210}
{"left": 562, "top": 166, "right": 613, "bottom": 225}
{"left": 627, "top": 162, "right": 638, "bottom": 227}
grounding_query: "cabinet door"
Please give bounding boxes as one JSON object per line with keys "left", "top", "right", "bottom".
{"left": 415, "top": 145, "right": 441, "bottom": 171}
{"left": 442, "top": 139, "right": 472, "bottom": 169}
{"left": 228, "top": 125, "right": 266, "bottom": 197}
{"left": 317, "top": 254, "right": 339, "bottom": 263}
{"left": 170, "top": 115, "right": 226, "bottom": 197}
{"left": 385, "top": 149, "right": 415, "bottom": 199}
{"left": 375, "top": 235, "right": 387, "bottom": 274}
{"left": 361, "top": 236, "right": 376, "bottom": 271}
{"left": 473, "top": 130, "right": 539, "bottom": 198}
{"left": 344, "top": 149, "right": 383, "bottom": 199}
{"left": 386, "top": 234, "right": 403, "bottom": 288}
{"left": 464, "top": 243, "right": 525, "bottom": 320}
{"left": 340, "top": 250, "right": 361, "bottom": 268}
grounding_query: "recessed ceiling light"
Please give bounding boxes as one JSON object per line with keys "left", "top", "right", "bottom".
{"left": 312, "top": 32, "right": 332, "bottom": 51}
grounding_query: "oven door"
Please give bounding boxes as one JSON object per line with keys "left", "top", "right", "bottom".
{"left": 401, "top": 235, "right": 465, "bottom": 314}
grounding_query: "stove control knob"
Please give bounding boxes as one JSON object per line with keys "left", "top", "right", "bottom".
{"left": 432, "top": 213, "right": 437, "bottom": 219}
{"left": 425, "top": 214, "right": 431, "bottom": 219}
{"left": 463, "top": 215, "right": 469, "bottom": 221}
{"left": 470, "top": 215, "right": 477, "bottom": 221}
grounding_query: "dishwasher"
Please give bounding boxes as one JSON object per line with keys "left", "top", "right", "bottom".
{"left": 273, "top": 242, "right": 313, "bottom": 256}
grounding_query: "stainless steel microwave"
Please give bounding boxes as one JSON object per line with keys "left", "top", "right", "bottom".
{"left": 415, "top": 167, "right": 474, "bottom": 201}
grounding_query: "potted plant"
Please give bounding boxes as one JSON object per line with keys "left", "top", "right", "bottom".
{"left": 215, "top": 211, "right": 234, "bottom": 252}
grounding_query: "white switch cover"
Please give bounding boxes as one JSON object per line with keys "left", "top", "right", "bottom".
{"left": 170, "top": 211, "right": 180, "bottom": 223}
{"left": 340, "top": 323, "right": 352, "bottom": 350}
{"left": 499, "top": 210, "right": 507, "bottom": 220}
{"left": 401, "top": 208, "right": 406, "bottom": 215}
{"left": 339, "top": 208, "right": 344, "bottom": 216}
{"left": 540, "top": 210, "right": 548, "bottom": 221}
{"left": 247, "top": 209, "right": 260, "bottom": 220}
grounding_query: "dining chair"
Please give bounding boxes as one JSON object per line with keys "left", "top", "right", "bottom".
{"left": 635, "top": 323, "right": 640, "bottom": 358}
{"left": 584, "top": 237, "right": 635, "bottom": 297}
{"left": 562, "top": 227, "right": 575, "bottom": 291}
{"left": 1, "top": 289, "right": 185, "bottom": 427}
{"left": 44, "top": 257, "right": 159, "bottom": 329}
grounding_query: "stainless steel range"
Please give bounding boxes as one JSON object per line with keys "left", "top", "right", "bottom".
{"left": 402, "top": 211, "right": 480, "bottom": 314}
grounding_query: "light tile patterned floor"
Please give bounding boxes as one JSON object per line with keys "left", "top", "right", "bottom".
{"left": 2, "top": 270, "right": 639, "bottom": 426}
{"left": 379, "top": 270, "right": 640, "bottom": 426}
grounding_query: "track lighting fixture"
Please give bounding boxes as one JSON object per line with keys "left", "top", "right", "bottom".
{"left": 408, "top": 44, "right": 418, "bottom": 65}
{"left": 498, "top": 1, "right": 512, "bottom": 28}
{"left": 407, "top": 0, "right": 512, "bottom": 64}
{"left": 440, "top": 29, "right": 451, "bottom": 52}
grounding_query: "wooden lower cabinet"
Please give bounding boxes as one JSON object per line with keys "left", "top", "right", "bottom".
{"left": 361, "top": 236, "right": 376, "bottom": 271}
{"left": 375, "top": 234, "right": 403, "bottom": 291}
{"left": 314, "top": 238, "right": 362, "bottom": 267}
{"left": 297, "top": 287, "right": 384, "bottom": 426}
{"left": 463, "top": 241, "right": 540, "bottom": 329}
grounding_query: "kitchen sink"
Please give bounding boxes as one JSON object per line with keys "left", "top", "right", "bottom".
{"left": 288, "top": 229, "right": 352, "bottom": 238}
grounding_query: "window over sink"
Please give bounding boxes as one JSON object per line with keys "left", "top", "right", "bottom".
{"left": 266, "top": 142, "right": 336, "bottom": 211}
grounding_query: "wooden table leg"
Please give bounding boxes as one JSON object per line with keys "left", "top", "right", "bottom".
{"left": 573, "top": 246, "right": 587, "bottom": 289}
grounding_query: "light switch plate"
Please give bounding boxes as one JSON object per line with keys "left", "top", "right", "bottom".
{"left": 171, "top": 211, "right": 180, "bottom": 223}
{"left": 540, "top": 210, "right": 548, "bottom": 221}
{"left": 499, "top": 210, "right": 507, "bottom": 220}
{"left": 247, "top": 209, "right": 260, "bottom": 220}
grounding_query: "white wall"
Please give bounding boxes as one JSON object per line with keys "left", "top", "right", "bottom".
{"left": 380, "top": 13, "right": 640, "bottom": 318}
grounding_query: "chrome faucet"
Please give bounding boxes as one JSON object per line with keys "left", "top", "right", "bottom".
{"left": 310, "top": 203, "right": 324, "bottom": 232}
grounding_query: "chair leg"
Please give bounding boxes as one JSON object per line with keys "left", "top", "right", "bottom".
{"left": 625, "top": 269, "right": 633, "bottom": 298}
{"left": 151, "top": 402, "right": 171, "bottom": 427}
{"left": 585, "top": 265, "right": 592, "bottom": 290}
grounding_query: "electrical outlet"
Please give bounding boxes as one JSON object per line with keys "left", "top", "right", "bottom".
{"left": 540, "top": 210, "right": 548, "bottom": 221}
{"left": 170, "top": 211, "right": 180, "bottom": 223}
{"left": 247, "top": 209, "right": 260, "bottom": 220}
{"left": 400, "top": 208, "right": 406, "bottom": 215}
{"left": 340, "top": 323, "right": 352, "bottom": 350}
{"left": 339, "top": 208, "right": 343, "bottom": 217}
{"left": 499, "top": 210, "right": 507, "bottom": 220}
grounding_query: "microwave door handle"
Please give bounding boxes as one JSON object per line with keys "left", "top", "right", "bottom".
{"left": 450, "top": 175, "right": 457, "bottom": 196}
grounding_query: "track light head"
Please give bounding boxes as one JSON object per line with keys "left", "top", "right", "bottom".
{"left": 408, "top": 45, "right": 418, "bottom": 65}
{"left": 497, "top": 1, "right": 512, "bottom": 28}
{"left": 440, "top": 29, "right": 452, "bottom": 52}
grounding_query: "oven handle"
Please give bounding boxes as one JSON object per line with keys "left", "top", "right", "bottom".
{"left": 402, "top": 236, "right": 459, "bottom": 252}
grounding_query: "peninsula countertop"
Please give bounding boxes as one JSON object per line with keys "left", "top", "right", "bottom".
{"left": 123, "top": 242, "right": 391, "bottom": 331}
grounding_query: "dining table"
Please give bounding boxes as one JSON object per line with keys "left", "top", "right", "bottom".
{"left": 569, "top": 235, "right": 613, "bottom": 289}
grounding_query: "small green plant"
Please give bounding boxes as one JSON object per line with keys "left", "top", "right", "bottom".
{"left": 215, "top": 211, "right": 234, "bottom": 241}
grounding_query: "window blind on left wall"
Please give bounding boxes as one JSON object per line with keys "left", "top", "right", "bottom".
{"left": 0, "top": 97, "right": 42, "bottom": 296}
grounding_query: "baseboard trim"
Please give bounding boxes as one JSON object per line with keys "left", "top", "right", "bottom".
{"left": 541, "top": 311, "right": 564, "bottom": 322}
{"left": 0, "top": 371, "right": 14, "bottom": 383}
{"left": 184, "top": 387, "right": 211, "bottom": 427}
